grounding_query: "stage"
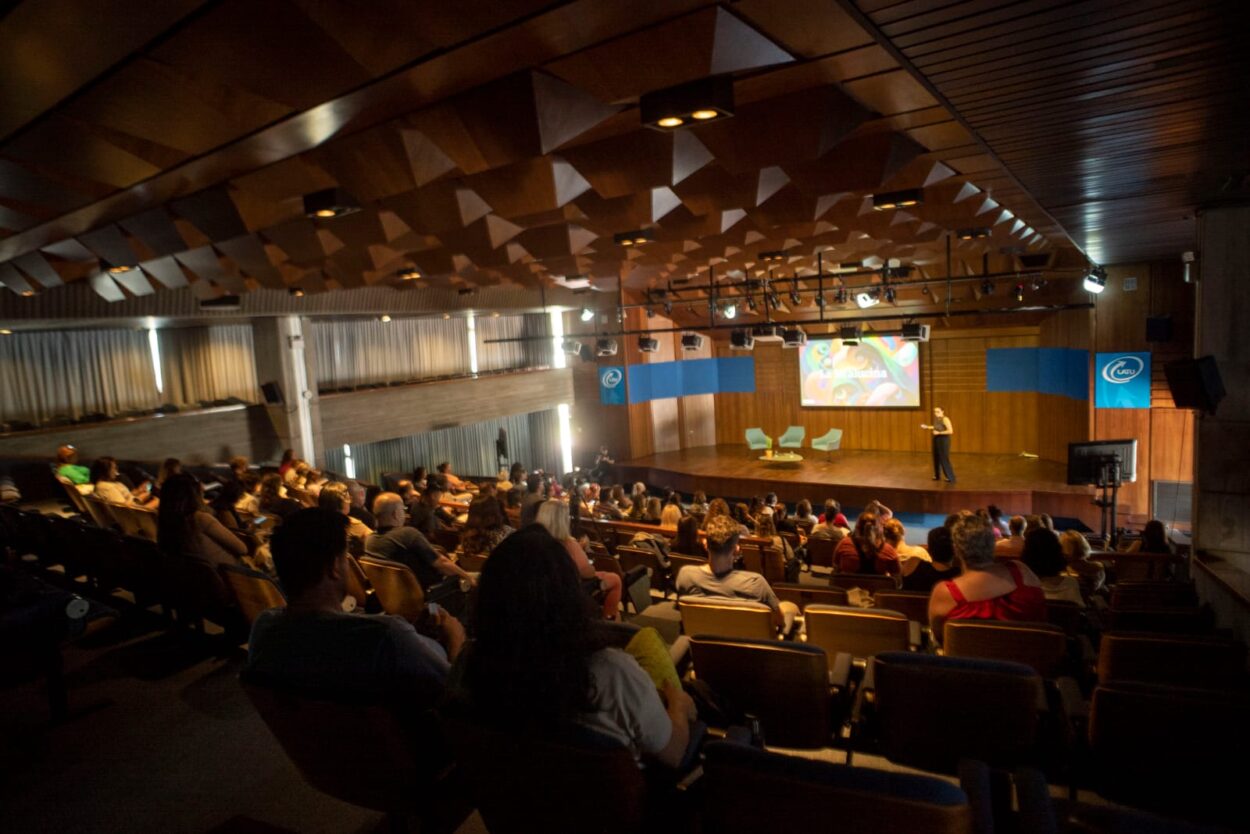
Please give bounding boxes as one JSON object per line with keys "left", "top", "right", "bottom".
{"left": 614, "top": 445, "right": 1099, "bottom": 526}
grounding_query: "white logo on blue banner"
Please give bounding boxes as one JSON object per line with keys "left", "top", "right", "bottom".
{"left": 1095, "top": 352, "right": 1150, "bottom": 409}
{"left": 599, "top": 366, "right": 626, "bottom": 405}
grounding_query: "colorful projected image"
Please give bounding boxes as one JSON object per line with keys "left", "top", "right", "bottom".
{"left": 798, "top": 336, "right": 921, "bottom": 407}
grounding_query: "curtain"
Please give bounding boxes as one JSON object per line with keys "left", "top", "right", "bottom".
{"left": 324, "top": 408, "right": 562, "bottom": 486}
{"left": 158, "top": 325, "right": 261, "bottom": 407}
{"left": 311, "top": 317, "right": 471, "bottom": 391}
{"left": 0, "top": 328, "right": 160, "bottom": 426}
{"left": 475, "top": 313, "right": 554, "bottom": 372}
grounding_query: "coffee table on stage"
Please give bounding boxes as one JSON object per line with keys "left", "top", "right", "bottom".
{"left": 759, "top": 452, "right": 803, "bottom": 465}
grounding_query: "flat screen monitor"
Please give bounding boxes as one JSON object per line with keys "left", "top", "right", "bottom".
{"left": 1067, "top": 439, "right": 1138, "bottom": 485}
{"left": 798, "top": 336, "right": 921, "bottom": 408}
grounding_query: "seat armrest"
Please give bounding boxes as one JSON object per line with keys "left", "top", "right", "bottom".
{"left": 828, "top": 651, "right": 853, "bottom": 691}
{"left": 907, "top": 619, "right": 922, "bottom": 650}
{"left": 1054, "top": 675, "right": 1088, "bottom": 722}
{"left": 957, "top": 759, "right": 996, "bottom": 834}
{"left": 668, "top": 635, "right": 691, "bottom": 672}
{"left": 1012, "top": 767, "right": 1060, "bottom": 834}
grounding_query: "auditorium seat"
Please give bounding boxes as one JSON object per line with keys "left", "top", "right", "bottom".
{"left": 1109, "top": 580, "right": 1197, "bottom": 609}
{"left": 943, "top": 620, "right": 1069, "bottom": 680}
{"left": 357, "top": 556, "right": 425, "bottom": 619}
{"left": 830, "top": 572, "right": 899, "bottom": 594}
{"left": 1105, "top": 605, "right": 1213, "bottom": 634}
{"left": 804, "top": 605, "right": 918, "bottom": 661}
{"left": 738, "top": 543, "right": 786, "bottom": 584}
{"left": 873, "top": 590, "right": 931, "bottom": 626}
{"left": 220, "top": 564, "right": 286, "bottom": 628}
{"left": 615, "top": 544, "right": 671, "bottom": 598}
{"left": 772, "top": 582, "right": 849, "bottom": 611}
{"left": 702, "top": 740, "right": 981, "bottom": 834}
{"left": 678, "top": 596, "right": 776, "bottom": 641}
{"left": 243, "top": 670, "right": 470, "bottom": 834}
{"left": 806, "top": 536, "right": 837, "bottom": 572}
{"left": 688, "top": 635, "right": 849, "bottom": 748}
{"left": 343, "top": 555, "right": 378, "bottom": 613}
{"left": 744, "top": 427, "right": 772, "bottom": 454}
{"left": 1095, "top": 632, "right": 1247, "bottom": 690}
{"left": 666, "top": 552, "right": 706, "bottom": 573}
{"left": 778, "top": 425, "right": 805, "bottom": 449}
{"left": 80, "top": 494, "right": 116, "bottom": 530}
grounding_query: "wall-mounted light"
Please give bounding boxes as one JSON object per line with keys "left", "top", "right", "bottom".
{"left": 379, "top": 314, "right": 391, "bottom": 323}
{"left": 640, "top": 75, "right": 734, "bottom": 130}
{"left": 759, "top": 250, "right": 787, "bottom": 262}
{"left": 398, "top": 267, "right": 422, "bottom": 281}
{"left": 1083, "top": 266, "right": 1107, "bottom": 294}
{"left": 722, "top": 302, "right": 738, "bottom": 320}
{"left": 855, "top": 290, "right": 879, "bottom": 309}
{"left": 579, "top": 307, "right": 595, "bottom": 322}
{"left": 288, "top": 287, "right": 305, "bottom": 298}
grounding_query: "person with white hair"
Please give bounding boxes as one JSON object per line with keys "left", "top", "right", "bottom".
{"left": 535, "top": 499, "right": 623, "bottom": 621}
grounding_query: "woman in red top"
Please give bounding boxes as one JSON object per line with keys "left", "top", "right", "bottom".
{"left": 928, "top": 514, "right": 1046, "bottom": 636}
{"left": 832, "top": 512, "right": 900, "bottom": 576}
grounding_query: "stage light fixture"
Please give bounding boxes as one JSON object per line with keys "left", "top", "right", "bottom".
{"left": 781, "top": 326, "right": 807, "bottom": 348}
{"left": 957, "top": 228, "right": 991, "bottom": 240}
{"left": 303, "top": 188, "right": 361, "bottom": 219}
{"left": 722, "top": 302, "right": 737, "bottom": 320}
{"left": 1031, "top": 278, "right": 1047, "bottom": 291}
{"left": 579, "top": 307, "right": 595, "bottom": 322}
{"left": 638, "top": 336, "right": 660, "bottom": 353}
{"left": 815, "top": 293, "right": 826, "bottom": 308}
{"left": 729, "top": 328, "right": 755, "bottom": 350}
{"left": 640, "top": 75, "right": 733, "bottom": 131}
{"left": 745, "top": 295, "right": 758, "bottom": 312}
{"left": 595, "top": 338, "right": 619, "bottom": 357}
{"left": 902, "top": 323, "right": 931, "bottom": 342}
{"left": 680, "top": 332, "right": 705, "bottom": 351}
{"left": 645, "top": 305, "right": 655, "bottom": 318}
{"left": 103, "top": 262, "right": 136, "bottom": 275}
{"left": 759, "top": 250, "right": 786, "bottom": 262}
{"left": 1083, "top": 266, "right": 1107, "bottom": 294}
{"left": 837, "top": 261, "right": 862, "bottom": 271}
{"left": 883, "top": 285, "right": 897, "bottom": 303}
{"left": 663, "top": 300, "right": 673, "bottom": 316}
{"left": 981, "top": 279, "right": 995, "bottom": 296}
{"left": 614, "top": 228, "right": 655, "bottom": 246}
{"left": 838, "top": 324, "right": 860, "bottom": 344}
{"left": 752, "top": 323, "right": 782, "bottom": 340}
{"left": 1014, "top": 283, "right": 1025, "bottom": 302}
{"left": 855, "top": 290, "right": 879, "bottom": 309}
{"left": 398, "top": 267, "right": 422, "bottom": 281}
{"left": 19, "top": 290, "right": 35, "bottom": 297}
{"left": 288, "top": 287, "right": 305, "bottom": 297}
{"left": 562, "top": 339, "right": 583, "bottom": 356}
{"left": 833, "top": 286, "right": 848, "bottom": 304}
{"left": 872, "top": 189, "right": 923, "bottom": 211}
{"left": 788, "top": 288, "right": 802, "bottom": 306}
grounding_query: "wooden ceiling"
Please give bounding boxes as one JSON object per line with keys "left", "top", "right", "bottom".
{"left": 851, "top": 0, "right": 1249, "bottom": 264}
{"left": 2, "top": 0, "right": 1216, "bottom": 312}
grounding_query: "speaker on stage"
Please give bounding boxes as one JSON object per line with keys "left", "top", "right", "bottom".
{"left": 496, "top": 428, "right": 508, "bottom": 464}
{"left": 1165, "top": 356, "right": 1225, "bottom": 414}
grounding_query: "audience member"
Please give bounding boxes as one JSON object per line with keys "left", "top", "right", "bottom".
{"left": 277, "top": 449, "right": 296, "bottom": 477}
{"left": 345, "top": 480, "right": 376, "bottom": 529}
{"left": 660, "top": 503, "right": 683, "bottom": 527}
{"left": 864, "top": 499, "right": 894, "bottom": 522}
{"left": 459, "top": 527, "right": 696, "bottom": 766}
{"left": 689, "top": 491, "right": 709, "bottom": 516}
{"left": 1022, "top": 527, "right": 1083, "bottom": 607}
{"left": 157, "top": 472, "right": 247, "bottom": 572}
{"left": 460, "top": 494, "right": 514, "bottom": 560}
{"left": 900, "top": 526, "right": 961, "bottom": 593}
{"left": 639, "top": 496, "right": 664, "bottom": 525}
{"left": 817, "top": 499, "right": 841, "bottom": 523}
{"left": 1059, "top": 530, "right": 1106, "bottom": 597}
{"left": 994, "top": 515, "right": 1027, "bottom": 558}
{"left": 673, "top": 515, "right": 704, "bottom": 557}
{"left": 808, "top": 501, "right": 849, "bottom": 544}
{"left": 367, "top": 493, "right": 476, "bottom": 596}
{"left": 928, "top": 514, "right": 1046, "bottom": 636}
{"left": 91, "top": 456, "right": 156, "bottom": 507}
{"left": 987, "top": 504, "right": 1008, "bottom": 538}
{"left": 247, "top": 508, "right": 463, "bottom": 701}
{"left": 55, "top": 444, "right": 90, "bottom": 485}
{"left": 833, "top": 512, "right": 899, "bottom": 576}
{"left": 318, "top": 482, "right": 373, "bottom": 543}
{"left": 258, "top": 473, "right": 302, "bottom": 520}
{"left": 883, "top": 518, "right": 930, "bottom": 562}
{"left": 755, "top": 513, "right": 799, "bottom": 582}
{"left": 519, "top": 473, "right": 546, "bottom": 527}
{"left": 154, "top": 458, "right": 182, "bottom": 496}
{"left": 701, "top": 498, "right": 733, "bottom": 531}
{"left": 409, "top": 479, "right": 453, "bottom": 537}
{"left": 436, "top": 462, "right": 474, "bottom": 500}
{"left": 793, "top": 499, "right": 816, "bottom": 526}
{"left": 536, "top": 500, "right": 622, "bottom": 621}
{"left": 676, "top": 516, "right": 797, "bottom": 635}
{"left": 1133, "top": 519, "right": 1174, "bottom": 555}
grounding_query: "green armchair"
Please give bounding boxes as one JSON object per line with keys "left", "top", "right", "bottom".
{"left": 812, "top": 428, "right": 843, "bottom": 460}
{"left": 778, "top": 426, "right": 806, "bottom": 449}
{"left": 745, "top": 428, "right": 773, "bottom": 454}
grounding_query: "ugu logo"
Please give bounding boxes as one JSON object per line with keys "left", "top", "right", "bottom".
{"left": 1101, "top": 355, "right": 1144, "bottom": 384}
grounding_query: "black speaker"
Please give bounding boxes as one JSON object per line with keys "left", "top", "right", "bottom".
{"left": 261, "top": 381, "right": 283, "bottom": 405}
{"left": 1165, "top": 356, "right": 1225, "bottom": 414}
{"left": 1146, "top": 314, "right": 1173, "bottom": 342}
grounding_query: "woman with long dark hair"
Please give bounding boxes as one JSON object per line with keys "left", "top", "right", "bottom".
{"left": 462, "top": 526, "right": 696, "bottom": 765}
{"left": 673, "top": 515, "right": 704, "bottom": 557}
{"left": 832, "top": 511, "right": 900, "bottom": 575}
{"left": 157, "top": 472, "right": 247, "bottom": 569}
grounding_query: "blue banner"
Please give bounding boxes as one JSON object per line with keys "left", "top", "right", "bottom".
{"left": 986, "top": 348, "right": 1088, "bottom": 400}
{"left": 598, "top": 365, "right": 626, "bottom": 405}
{"left": 1095, "top": 352, "right": 1151, "bottom": 409}
{"left": 625, "top": 357, "right": 755, "bottom": 404}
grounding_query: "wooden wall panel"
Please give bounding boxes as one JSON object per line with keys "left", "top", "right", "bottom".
{"left": 571, "top": 357, "right": 631, "bottom": 464}
{"left": 318, "top": 368, "right": 573, "bottom": 448}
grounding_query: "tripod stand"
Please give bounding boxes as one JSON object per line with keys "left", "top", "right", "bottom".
{"left": 1091, "top": 455, "right": 1123, "bottom": 548}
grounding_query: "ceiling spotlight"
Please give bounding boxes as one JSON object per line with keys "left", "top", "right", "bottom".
{"left": 836, "top": 261, "right": 863, "bottom": 271}
{"left": 981, "top": 279, "right": 995, "bottom": 296}
{"left": 1014, "top": 283, "right": 1025, "bottom": 302}
{"left": 614, "top": 228, "right": 655, "bottom": 246}
{"left": 288, "top": 287, "right": 305, "bottom": 297}
{"left": 883, "top": 285, "right": 897, "bottom": 303}
{"left": 442, "top": 313, "right": 451, "bottom": 320}
{"left": 104, "top": 262, "right": 136, "bottom": 275}
{"left": 638, "top": 336, "right": 660, "bottom": 353}
{"left": 759, "top": 250, "right": 787, "bottom": 262}
{"left": 722, "top": 302, "right": 738, "bottom": 320}
{"left": 640, "top": 75, "right": 734, "bottom": 130}
{"left": 398, "top": 267, "right": 422, "bottom": 281}
{"left": 781, "top": 327, "right": 807, "bottom": 348}
{"left": 19, "top": 290, "right": 35, "bottom": 297}
{"left": 1083, "top": 266, "right": 1107, "bottom": 294}
{"left": 729, "top": 328, "right": 755, "bottom": 350}
{"left": 1031, "top": 278, "right": 1047, "bottom": 291}
{"left": 663, "top": 301, "right": 673, "bottom": 316}
{"left": 833, "top": 286, "right": 848, "bottom": 304}
{"left": 579, "top": 307, "right": 595, "bottom": 322}
{"left": 303, "top": 187, "right": 361, "bottom": 219}
{"left": 594, "top": 338, "right": 619, "bottom": 357}
{"left": 855, "top": 290, "right": 879, "bottom": 309}
{"left": 956, "top": 228, "right": 992, "bottom": 240}
{"left": 645, "top": 305, "right": 655, "bottom": 318}
{"left": 379, "top": 315, "right": 392, "bottom": 323}
{"left": 745, "top": 295, "right": 758, "bottom": 312}
{"left": 0, "top": 329, "right": 12, "bottom": 335}
{"left": 789, "top": 288, "right": 802, "bottom": 307}
{"left": 872, "top": 188, "right": 923, "bottom": 211}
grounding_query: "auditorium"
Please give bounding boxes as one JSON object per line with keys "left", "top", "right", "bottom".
{"left": 1, "top": 2, "right": 1247, "bottom": 832}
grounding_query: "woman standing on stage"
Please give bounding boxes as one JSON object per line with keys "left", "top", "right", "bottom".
{"left": 922, "top": 406, "right": 956, "bottom": 484}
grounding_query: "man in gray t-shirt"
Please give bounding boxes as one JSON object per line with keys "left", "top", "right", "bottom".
{"left": 675, "top": 515, "right": 798, "bottom": 634}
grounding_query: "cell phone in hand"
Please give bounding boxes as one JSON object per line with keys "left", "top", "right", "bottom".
{"left": 426, "top": 602, "right": 441, "bottom": 617}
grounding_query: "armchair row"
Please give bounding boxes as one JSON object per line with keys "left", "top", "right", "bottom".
{"left": 745, "top": 426, "right": 843, "bottom": 459}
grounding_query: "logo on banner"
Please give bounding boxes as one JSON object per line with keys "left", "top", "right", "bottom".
{"left": 599, "top": 366, "right": 626, "bottom": 405}
{"left": 1101, "top": 355, "right": 1144, "bottom": 384}
{"left": 1095, "top": 352, "right": 1150, "bottom": 409}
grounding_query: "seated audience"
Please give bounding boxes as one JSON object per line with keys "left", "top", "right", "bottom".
{"left": 459, "top": 527, "right": 696, "bottom": 766}
{"left": 536, "top": 500, "right": 622, "bottom": 621}
{"left": 756, "top": 513, "right": 799, "bottom": 583}
{"left": 987, "top": 504, "right": 1008, "bottom": 538}
{"left": 928, "top": 514, "right": 1046, "bottom": 636}
{"left": 793, "top": 499, "right": 817, "bottom": 527}
{"left": 409, "top": 478, "right": 455, "bottom": 536}
{"left": 460, "top": 494, "right": 514, "bottom": 560}
{"left": 676, "top": 516, "right": 798, "bottom": 635}
{"left": 520, "top": 473, "right": 546, "bottom": 527}
{"left": 994, "top": 515, "right": 1027, "bottom": 558}
{"left": 817, "top": 498, "right": 841, "bottom": 523}
{"left": 1132, "top": 519, "right": 1175, "bottom": 555}
{"left": 247, "top": 508, "right": 464, "bottom": 701}
{"left": 689, "top": 491, "right": 709, "bottom": 517}
{"left": 808, "top": 501, "right": 849, "bottom": 543}
{"left": 833, "top": 512, "right": 899, "bottom": 576}
{"left": 900, "top": 526, "right": 961, "bottom": 593}
{"left": 154, "top": 458, "right": 182, "bottom": 497}
{"left": 732, "top": 502, "right": 755, "bottom": 530}
{"left": 883, "top": 518, "right": 930, "bottom": 562}
{"left": 55, "top": 444, "right": 90, "bottom": 486}
{"left": 1022, "top": 527, "right": 1084, "bottom": 607}
{"left": 1059, "top": 530, "right": 1106, "bottom": 597}
{"left": 91, "top": 456, "right": 157, "bottom": 507}
{"left": 436, "top": 461, "right": 475, "bottom": 500}
{"left": 345, "top": 480, "right": 376, "bottom": 529}
{"left": 233, "top": 472, "right": 261, "bottom": 517}
{"left": 277, "top": 448, "right": 296, "bottom": 477}
{"left": 639, "top": 496, "right": 664, "bottom": 525}
{"left": 864, "top": 499, "right": 893, "bottom": 522}
{"left": 157, "top": 472, "right": 247, "bottom": 571}
{"left": 701, "top": 497, "right": 733, "bottom": 531}
{"left": 318, "top": 482, "right": 373, "bottom": 543}
{"left": 258, "top": 473, "right": 302, "bottom": 520}
{"left": 367, "top": 493, "right": 475, "bottom": 594}
{"left": 660, "top": 502, "right": 683, "bottom": 528}
{"left": 673, "top": 515, "right": 704, "bottom": 557}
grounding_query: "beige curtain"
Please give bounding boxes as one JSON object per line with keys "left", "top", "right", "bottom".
{"left": 158, "top": 324, "right": 261, "bottom": 406}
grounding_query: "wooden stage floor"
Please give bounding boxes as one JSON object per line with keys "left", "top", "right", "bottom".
{"left": 615, "top": 445, "right": 1097, "bottom": 524}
